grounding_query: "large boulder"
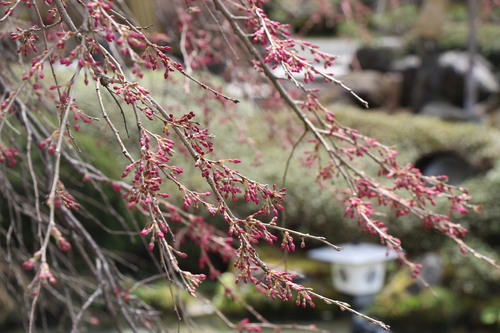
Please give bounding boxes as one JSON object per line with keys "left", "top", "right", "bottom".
{"left": 439, "top": 51, "right": 499, "bottom": 106}
{"left": 392, "top": 51, "right": 499, "bottom": 109}
{"left": 352, "top": 46, "right": 397, "bottom": 73}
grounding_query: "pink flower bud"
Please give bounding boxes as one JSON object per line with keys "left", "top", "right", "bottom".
{"left": 57, "top": 237, "right": 72, "bottom": 252}
{"left": 22, "top": 259, "right": 35, "bottom": 270}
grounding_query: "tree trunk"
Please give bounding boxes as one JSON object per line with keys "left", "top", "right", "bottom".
{"left": 465, "top": 0, "right": 478, "bottom": 119}
{"left": 411, "top": 0, "right": 450, "bottom": 113}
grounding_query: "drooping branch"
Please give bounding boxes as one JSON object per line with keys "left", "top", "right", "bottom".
{"left": 1, "top": 1, "right": 498, "bottom": 333}
{"left": 212, "top": 0, "right": 496, "bottom": 272}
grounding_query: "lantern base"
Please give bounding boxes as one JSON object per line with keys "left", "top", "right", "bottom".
{"left": 350, "top": 295, "right": 390, "bottom": 333}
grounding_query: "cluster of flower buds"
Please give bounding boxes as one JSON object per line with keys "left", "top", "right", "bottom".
{"left": 121, "top": 130, "right": 179, "bottom": 211}
{"left": 114, "top": 286, "right": 130, "bottom": 304}
{"left": 197, "top": 157, "right": 286, "bottom": 218}
{"left": 260, "top": 270, "right": 316, "bottom": 308}
{"left": 38, "top": 131, "right": 59, "bottom": 155}
{"left": 51, "top": 181, "right": 80, "bottom": 211}
{"left": 113, "top": 82, "right": 151, "bottom": 105}
{"left": 10, "top": 25, "right": 40, "bottom": 56}
{"left": 181, "top": 271, "right": 206, "bottom": 296}
{"left": 39, "top": 262, "right": 57, "bottom": 286}
{"left": 0, "top": 144, "right": 18, "bottom": 167}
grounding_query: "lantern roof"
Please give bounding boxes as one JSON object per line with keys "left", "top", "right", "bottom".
{"left": 308, "top": 243, "right": 398, "bottom": 266}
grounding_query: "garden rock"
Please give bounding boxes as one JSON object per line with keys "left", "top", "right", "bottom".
{"left": 352, "top": 46, "right": 396, "bottom": 72}
{"left": 392, "top": 51, "right": 499, "bottom": 109}
{"left": 439, "top": 51, "right": 499, "bottom": 106}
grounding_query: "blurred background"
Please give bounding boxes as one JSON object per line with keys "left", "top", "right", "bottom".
{"left": 2, "top": 0, "right": 500, "bottom": 332}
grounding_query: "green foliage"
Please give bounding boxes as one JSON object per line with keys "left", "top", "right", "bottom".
{"left": 72, "top": 132, "right": 123, "bottom": 179}
{"left": 455, "top": 163, "right": 500, "bottom": 248}
{"left": 371, "top": 3, "right": 419, "bottom": 35}
{"left": 133, "top": 281, "right": 193, "bottom": 312}
{"left": 334, "top": 107, "right": 500, "bottom": 164}
{"left": 443, "top": 238, "right": 500, "bottom": 298}
{"left": 440, "top": 22, "right": 500, "bottom": 61}
{"left": 375, "top": 274, "right": 458, "bottom": 320}
{"left": 335, "top": 107, "right": 500, "bottom": 243}
{"left": 480, "top": 301, "right": 500, "bottom": 327}
{"left": 266, "top": 0, "right": 339, "bottom": 35}
{"left": 372, "top": 237, "right": 500, "bottom": 331}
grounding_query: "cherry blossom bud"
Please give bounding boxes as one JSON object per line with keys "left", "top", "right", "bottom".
{"left": 22, "top": 259, "right": 35, "bottom": 270}
{"left": 57, "top": 237, "right": 72, "bottom": 252}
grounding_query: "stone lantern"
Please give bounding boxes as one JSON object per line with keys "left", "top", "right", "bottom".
{"left": 308, "top": 243, "right": 397, "bottom": 333}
